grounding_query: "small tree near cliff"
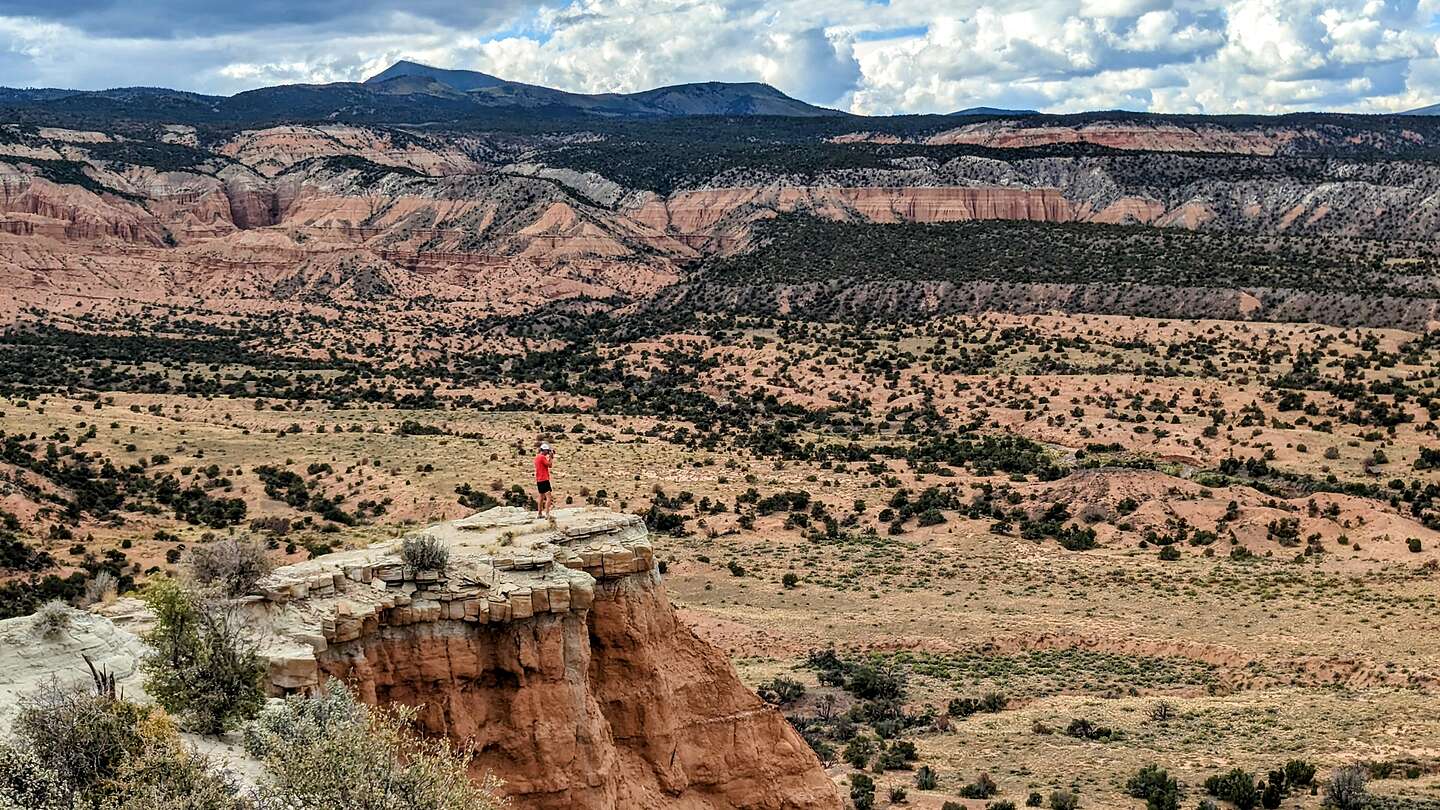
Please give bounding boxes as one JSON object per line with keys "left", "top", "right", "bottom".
{"left": 140, "top": 578, "right": 266, "bottom": 735}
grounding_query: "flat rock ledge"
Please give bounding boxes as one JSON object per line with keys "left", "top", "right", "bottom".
{"left": 246, "top": 506, "right": 654, "bottom": 693}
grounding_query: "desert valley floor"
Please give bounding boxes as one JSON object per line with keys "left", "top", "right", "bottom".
{"left": 4, "top": 303, "right": 1438, "bottom": 809}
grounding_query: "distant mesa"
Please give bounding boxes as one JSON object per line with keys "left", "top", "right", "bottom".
{"left": 1402, "top": 102, "right": 1440, "bottom": 115}
{"left": 949, "top": 106, "right": 1040, "bottom": 116}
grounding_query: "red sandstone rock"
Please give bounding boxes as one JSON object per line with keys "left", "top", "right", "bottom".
{"left": 253, "top": 508, "right": 841, "bottom": 810}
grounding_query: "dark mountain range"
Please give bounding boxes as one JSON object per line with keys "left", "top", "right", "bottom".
{"left": 0, "top": 60, "right": 839, "bottom": 131}
{"left": 364, "top": 59, "right": 843, "bottom": 117}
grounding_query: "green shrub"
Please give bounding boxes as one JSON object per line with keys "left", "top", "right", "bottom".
{"left": 12, "top": 678, "right": 148, "bottom": 795}
{"left": 757, "top": 676, "right": 805, "bottom": 705}
{"left": 1261, "top": 779, "right": 1283, "bottom": 809}
{"left": 454, "top": 483, "right": 500, "bottom": 510}
{"left": 1064, "top": 717, "right": 1118, "bottom": 741}
{"left": 1205, "top": 768, "right": 1259, "bottom": 810}
{"left": 844, "top": 736, "right": 875, "bottom": 769}
{"left": 140, "top": 578, "right": 266, "bottom": 735}
{"left": 958, "top": 773, "right": 998, "bottom": 799}
{"left": 1282, "top": 759, "right": 1316, "bottom": 787}
{"left": 915, "top": 765, "right": 938, "bottom": 790}
{"left": 1049, "top": 789, "right": 1079, "bottom": 810}
{"left": 948, "top": 697, "right": 979, "bottom": 717}
{"left": 6, "top": 685, "right": 244, "bottom": 810}
{"left": 103, "top": 730, "right": 246, "bottom": 810}
{"left": 874, "top": 742, "right": 913, "bottom": 771}
{"left": 1127, "top": 764, "right": 1180, "bottom": 810}
{"left": 849, "top": 773, "right": 876, "bottom": 810}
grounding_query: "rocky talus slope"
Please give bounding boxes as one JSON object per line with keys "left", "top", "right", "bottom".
{"left": 245, "top": 507, "right": 840, "bottom": 810}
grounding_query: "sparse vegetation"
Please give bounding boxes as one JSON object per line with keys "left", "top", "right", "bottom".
{"left": 186, "top": 536, "right": 272, "bottom": 597}
{"left": 243, "top": 680, "right": 507, "bottom": 810}
{"left": 400, "top": 534, "right": 449, "bottom": 572}
{"left": 30, "top": 600, "right": 71, "bottom": 640}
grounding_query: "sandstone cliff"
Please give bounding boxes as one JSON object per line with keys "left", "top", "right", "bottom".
{"left": 6, "top": 121, "right": 1440, "bottom": 329}
{"left": 246, "top": 507, "right": 840, "bottom": 810}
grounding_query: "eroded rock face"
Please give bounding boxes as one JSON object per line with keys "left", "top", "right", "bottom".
{"left": 245, "top": 507, "right": 840, "bottom": 810}
{"left": 0, "top": 604, "right": 149, "bottom": 730}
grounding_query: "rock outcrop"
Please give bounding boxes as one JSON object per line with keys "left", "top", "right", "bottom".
{"left": 245, "top": 507, "right": 840, "bottom": 810}
{"left": 0, "top": 605, "right": 148, "bottom": 730}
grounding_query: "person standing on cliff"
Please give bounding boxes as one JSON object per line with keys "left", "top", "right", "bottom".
{"left": 535, "top": 442, "right": 555, "bottom": 522}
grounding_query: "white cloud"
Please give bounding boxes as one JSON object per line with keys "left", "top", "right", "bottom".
{"left": 1, "top": 0, "right": 1439, "bottom": 113}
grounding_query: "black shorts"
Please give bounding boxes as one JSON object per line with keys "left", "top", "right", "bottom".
{"left": 536, "top": 480, "right": 551, "bottom": 494}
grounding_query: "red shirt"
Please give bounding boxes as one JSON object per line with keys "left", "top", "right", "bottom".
{"left": 535, "top": 453, "right": 551, "bottom": 482}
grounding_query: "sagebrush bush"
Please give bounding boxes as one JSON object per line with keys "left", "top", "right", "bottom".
{"left": 104, "top": 723, "right": 247, "bottom": 810}
{"left": 1322, "top": 765, "right": 1368, "bottom": 810}
{"left": 0, "top": 742, "right": 68, "bottom": 810}
{"left": 12, "top": 678, "right": 149, "bottom": 796}
{"left": 244, "top": 680, "right": 507, "bottom": 810}
{"left": 187, "top": 536, "right": 272, "bottom": 596}
{"left": 82, "top": 572, "right": 117, "bottom": 606}
{"left": 1049, "top": 789, "right": 1080, "bottom": 810}
{"left": 7, "top": 678, "right": 243, "bottom": 810}
{"left": 958, "top": 773, "right": 998, "bottom": 799}
{"left": 401, "top": 535, "right": 449, "bottom": 572}
{"left": 30, "top": 600, "right": 72, "bottom": 640}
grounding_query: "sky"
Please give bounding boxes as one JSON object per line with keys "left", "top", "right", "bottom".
{"left": 1, "top": 0, "right": 1439, "bottom": 114}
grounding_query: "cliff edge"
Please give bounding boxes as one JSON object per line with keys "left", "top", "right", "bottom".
{"left": 245, "top": 506, "right": 841, "bottom": 810}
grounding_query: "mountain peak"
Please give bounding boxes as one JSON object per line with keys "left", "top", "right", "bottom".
{"left": 365, "top": 60, "right": 507, "bottom": 92}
